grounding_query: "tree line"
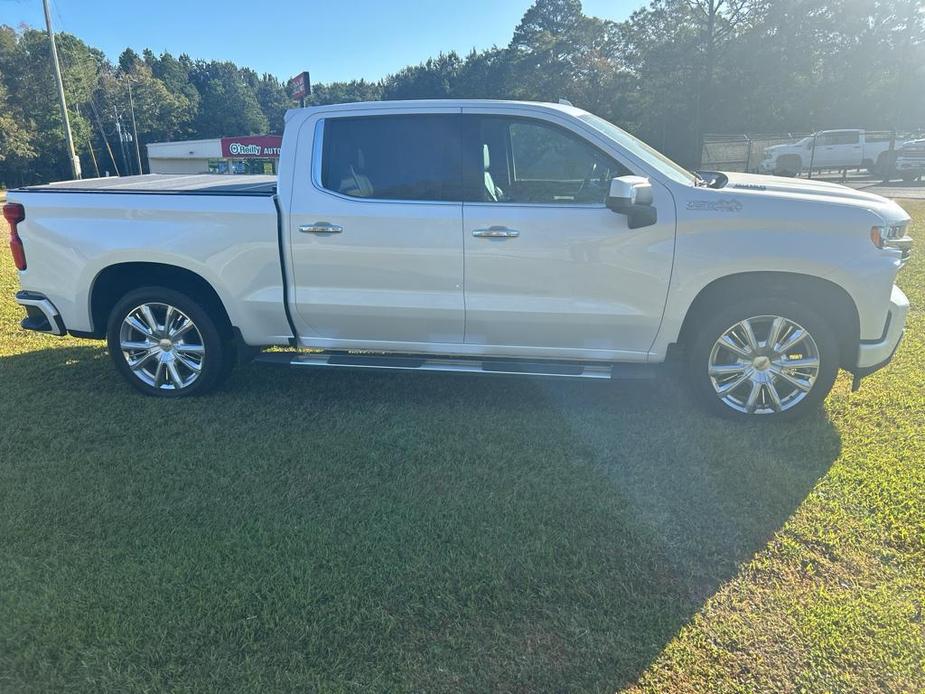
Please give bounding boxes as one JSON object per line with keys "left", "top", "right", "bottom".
{"left": 1, "top": 0, "right": 922, "bottom": 186}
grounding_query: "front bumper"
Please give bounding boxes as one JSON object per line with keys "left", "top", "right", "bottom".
{"left": 896, "top": 159, "right": 924, "bottom": 174}
{"left": 15, "top": 291, "right": 66, "bottom": 336}
{"left": 851, "top": 284, "right": 908, "bottom": 387}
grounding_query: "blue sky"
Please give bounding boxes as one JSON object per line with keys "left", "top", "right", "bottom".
{"left": 1, "top": 0, "right": 640, "bottom": 84}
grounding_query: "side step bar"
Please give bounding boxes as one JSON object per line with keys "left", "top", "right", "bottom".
{"left": 254, "top": 351, "right": 655, "bottom": 380}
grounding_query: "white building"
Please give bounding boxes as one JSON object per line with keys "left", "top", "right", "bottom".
{"left": 146, "top": 135, "right": 282, "bottom": 175}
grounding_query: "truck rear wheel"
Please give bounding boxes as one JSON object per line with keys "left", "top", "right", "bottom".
{"left": 873, "top": 151, "right": 897, "bottom": 180}
{"left": 106, "top": 286, "right": 232, "bottom": 397}
{"left": 687, "top": 297, "right": 840, "bottom": 420}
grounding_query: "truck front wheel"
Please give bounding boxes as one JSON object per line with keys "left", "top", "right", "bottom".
{"left": 687, "top": 297, "right": 840, "bottom": 420}
{"left": 106, "top": 286, "right": 232, "bottom": 397}
{"left": 773, "top": 155, "right": 802, "bottom": 177}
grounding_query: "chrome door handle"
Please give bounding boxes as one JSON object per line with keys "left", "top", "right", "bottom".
{"left": 473, "top": 226, "right": 519, "bottom": 238}
{"left": 299, "top": 222, "right": 343, "bottom": 234}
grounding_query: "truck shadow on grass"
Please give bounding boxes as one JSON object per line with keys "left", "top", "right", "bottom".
{"left": 0, "top": 345, "right": 842, "bottom": 693}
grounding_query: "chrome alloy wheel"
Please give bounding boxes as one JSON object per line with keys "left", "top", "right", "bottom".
{"left": 707, "top": 315, "right": 821, "bottom": 415}
{"left": 118, "top": 302, "right": 205, "bottom": 390}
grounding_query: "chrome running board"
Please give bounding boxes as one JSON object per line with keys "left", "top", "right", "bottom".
{"left": 253, "top": 351, "right": 654, "bottom": 380}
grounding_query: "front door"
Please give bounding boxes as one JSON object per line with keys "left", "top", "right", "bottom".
{"left": 287, "top": 111, "right": 466, "bottom": 348}
{"left": 460, "top": 113, "right": 676, "bottom": 359}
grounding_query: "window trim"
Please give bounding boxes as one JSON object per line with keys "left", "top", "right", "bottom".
{"left": 308, "top": 109, "right": 640, "bottom": 209}
{"left": 462, "top": 114, "right": 628, "bottom": 209}
{"left": 816, "top": 130, "right": 861, "bottom": 147}
{"left": 310, "top": 115, "right": 463, "bottom": 207}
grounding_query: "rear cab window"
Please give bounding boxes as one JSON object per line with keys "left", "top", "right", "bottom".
{"left": 320, "top": 114, "right": 462, "bottom": 202}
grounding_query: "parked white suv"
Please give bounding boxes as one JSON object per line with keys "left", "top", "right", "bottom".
{"left": 6, "top": 100, "right": 912, "bottom": 419}
{"left": 759, "top": 129, "right": 895, "bottom": 177}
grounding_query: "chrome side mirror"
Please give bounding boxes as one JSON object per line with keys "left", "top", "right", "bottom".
{"left": 606, "top": 176, "right": 657, "bottom": 229}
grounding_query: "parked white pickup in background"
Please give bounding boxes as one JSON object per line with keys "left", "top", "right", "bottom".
{"left": 759, "top": 129, "right": 895, "bottom": 177}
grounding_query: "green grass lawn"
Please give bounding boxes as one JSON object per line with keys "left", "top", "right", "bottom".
{"left": 1, "top": 203, "right": 923, "bottom": 693}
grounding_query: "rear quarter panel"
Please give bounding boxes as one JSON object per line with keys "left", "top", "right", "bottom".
{"left": 10, "top": 190, "right": 291, "bottom": 344}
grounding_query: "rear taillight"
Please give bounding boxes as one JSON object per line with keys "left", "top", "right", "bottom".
{"left": 3, "top": 202, "right": 26, "bottom": 270}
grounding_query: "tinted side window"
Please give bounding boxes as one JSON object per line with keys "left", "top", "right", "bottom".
{"left": 464, "top": 116, "right": 628, "bottom": 204}
{"left": 321, "top": 115, "right": 462, "bottom": 202}
{"left": 817, "top": 131, "right": 860, "bottom": 146}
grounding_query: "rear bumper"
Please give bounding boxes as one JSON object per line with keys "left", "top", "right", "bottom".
{"left": 855, "top": 284, "right": 908, "bottom": 372}
{"left": 15, "top": 291, "right": 66, "bottom": 336}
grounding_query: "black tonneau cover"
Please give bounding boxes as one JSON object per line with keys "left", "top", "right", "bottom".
{"left": 17, "top": 173, "right": 277, "bottom": 196}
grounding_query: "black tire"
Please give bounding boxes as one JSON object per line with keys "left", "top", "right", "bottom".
{"left": 774, "top": 155, "right": 802, "bottom": 177}
{"left": 687, "top": 297, "right": 840, "bottom": 420}
{"left": 106, "top": 286, "right": 232, "bottom": 397}
{"left": 879, "top": 151, "right": 898, "bottom": 179}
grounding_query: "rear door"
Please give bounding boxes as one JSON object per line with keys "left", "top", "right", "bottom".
{"left": 459, "top": 111, "right": 676, "bottom": 359}
{"left": 287, "top": 110, "right": 466, "bottom": 347}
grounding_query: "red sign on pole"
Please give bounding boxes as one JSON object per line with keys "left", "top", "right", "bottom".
{"left": 220, "top": 135, "right": 282, "bottom": 158}
{"left": 289, "top": 71, "right": 311, "bottom": 101}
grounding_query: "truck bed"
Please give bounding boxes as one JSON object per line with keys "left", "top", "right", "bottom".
{"left": 17, "top": 174, "right": 277, "bottom": 196}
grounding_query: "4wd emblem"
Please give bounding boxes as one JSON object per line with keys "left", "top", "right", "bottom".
{"left": 687, "top": 199, "right": 743, "bottom": 212}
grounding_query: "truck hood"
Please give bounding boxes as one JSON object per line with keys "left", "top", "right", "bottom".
{"left": 763, "top": 144, "right": 795, "bottom": 155}
{"left": 720, "top": 172, "right": 910, "bottom": 222}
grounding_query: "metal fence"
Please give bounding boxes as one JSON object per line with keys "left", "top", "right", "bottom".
{"left": 701, "top": 133, "right": 811, "bottom": 172}
{"left": 700, "top": 130, "right": 906, "bottom": 174}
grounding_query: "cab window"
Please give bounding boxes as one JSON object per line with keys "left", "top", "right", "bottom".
{"left": 463, "top": 116, "right": 629, "bottom": 204}
{"left": 816, "top": 131, "right": 860, "bottom": 146}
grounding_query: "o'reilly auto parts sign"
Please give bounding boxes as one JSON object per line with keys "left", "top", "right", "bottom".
{"left": 289, "top": 71, "right": 311, "bottom": 101}
{"left": 220, "top": 135, "right": 283, "bottom": 158}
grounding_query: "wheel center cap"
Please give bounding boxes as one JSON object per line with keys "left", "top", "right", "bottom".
{"left": 158, "top": 338, "right": 173, "bottom": 351}
{"left": 752, "top": 355, "right": 771, "bottom": 371}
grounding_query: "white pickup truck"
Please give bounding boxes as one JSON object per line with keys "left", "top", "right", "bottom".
{"left": 895, "top": 138, "right": 925, "bottom": 182}
{"left": 759, "top": 129, "right": 895, "bottom": 177}
{"left": 6, "top": 100, "right": 913, "bottom": 419}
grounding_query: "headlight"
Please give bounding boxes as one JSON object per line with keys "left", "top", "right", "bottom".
{"left": 871, "top": 222, "right": 911, "bottom": 254}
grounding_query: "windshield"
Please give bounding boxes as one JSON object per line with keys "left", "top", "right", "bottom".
{"left": 577, "top": 113, "right": 698, "bottom": 185}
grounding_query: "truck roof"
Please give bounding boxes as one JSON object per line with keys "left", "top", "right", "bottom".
{"left": 285, "top": 98, "right": 584, "bottom": 121}
{"left": 16, "top": 174, "right": 277, "bottom": 196}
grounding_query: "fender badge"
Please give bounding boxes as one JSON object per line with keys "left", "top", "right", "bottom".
{"left": 732, "top": 183, "right": 766, "bottom": 191}
{"left": 687, "top": 199, "right": 743, "bottom": 212}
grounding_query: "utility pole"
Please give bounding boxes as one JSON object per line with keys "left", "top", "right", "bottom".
{"left": 128, "top": 83, "right": 143, "bottom": 174}
{"left": 75, "top": 103, "right": 99, "bottom": 177}
{"left": 43, "top": 0, "right": 81, "bottom": 179}
{"left": 113, "top": 107, "right": 131, "bottom": 175}
{"left": 88, "top": 98, "right": 119, "bottom": 176}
